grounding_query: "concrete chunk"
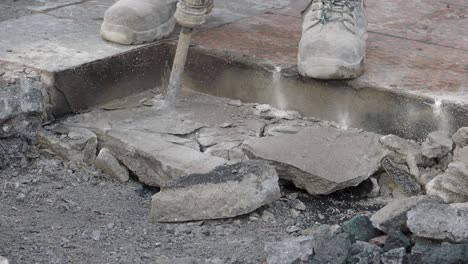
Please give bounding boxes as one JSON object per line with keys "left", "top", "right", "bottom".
{"left": 264, "top": 237, "right": 313, "bottom": 264}
{"left": 408, "top": 203, "right": 468, "bottom": 243}
{"left": 421, "top": 131, "right": 453, "bottom": 159}
{"left": 105, "top": 130, "right": 226, "bottom": 187}
{"left": 371, "top": 195, "right": 441, "bottom": 233}
{"left": 452, "top": 127, "right": 468, "bottom": 148}
{"left": 426, "top": 161, "right": 468, "bottom": 203}
{"left": 150, "top": 161, "right": 281, "bottom": 222}
{"left": 38, "top": 126, "right": 97, "bottom": 165}
{"left": 95, "top": 148, "right": 130, "bottom": 183}
{"left": 242, "top": 126, "right": 388, "bottom": 195}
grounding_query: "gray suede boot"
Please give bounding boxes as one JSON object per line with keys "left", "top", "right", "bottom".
{"left": 101, "top": 0, "right": 178, "bottom": 45}
{"left": 298, "top": 0, "right": 368, "bottom": 80}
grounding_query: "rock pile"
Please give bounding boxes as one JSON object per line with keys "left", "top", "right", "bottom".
{"left": 265, "top": 197, "right": 468, "bottom": 264}
{"left": 35, "top": 92, "right": 468, "bottom": 255}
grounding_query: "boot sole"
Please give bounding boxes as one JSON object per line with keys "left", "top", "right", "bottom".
{"left": 298, "top": 57, "right": 365, "bottom": 80}
{"left": 101, "top": 16, "right": 176, "bottom": 45}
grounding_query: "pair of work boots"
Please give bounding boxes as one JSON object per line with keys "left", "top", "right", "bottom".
{"left": 101, "top": 0, "right": 367, "bottom": 80}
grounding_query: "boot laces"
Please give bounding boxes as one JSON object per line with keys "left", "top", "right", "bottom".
{"left": 311, "top": 0, "right": 356, "bottom": 25}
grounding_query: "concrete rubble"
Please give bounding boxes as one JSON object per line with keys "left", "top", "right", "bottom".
{"left": 264, "top": 236, "right": 313, "bottom": 264}
{"left": 407, "top": 202, "right": 468, "bottom": 243}
{"left": 103, "top": 129, "right": 226, "bottom": 187}
{"left": 421, "top": 131, "right": 453, "bottom": 159}
{"left": 243, "top": 126, "right": 388, "bottom": 195}
{"left": 370, "top": 195, "right": 441, "bottom": 233}
{"left": 95, "top": 148, "right": 130, "bottom": 183}
{"left": 452, "top": 127, "right": 468, "bottom": 148}
{"left": 21, "top": 86, "right": 468, "bottom": 262}
{"left": 37, "top": 125, "right": 98, "bottom": 166}
{"left": 151, "top": 161, "right": 281, "bottom": 222}
{"left": 0, "top": 64, "right": 50, "bottom": 138}
{"left": 426, "top": 161, "right": 468, "bottom": 203}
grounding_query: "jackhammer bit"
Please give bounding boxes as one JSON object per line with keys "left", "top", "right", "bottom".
{"left": 164, "top": 0, "right": 212, "bottom": 108}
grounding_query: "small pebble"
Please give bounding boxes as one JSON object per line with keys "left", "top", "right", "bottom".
{"left": 91, "top": 231, "right": 101, "bottom": 241}
{"left": 286, "top": 226, "right": 301, "bottom": 234}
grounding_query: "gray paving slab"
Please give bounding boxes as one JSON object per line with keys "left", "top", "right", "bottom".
{"left": 0, "top": 0, "right": 289, "bottom": 72}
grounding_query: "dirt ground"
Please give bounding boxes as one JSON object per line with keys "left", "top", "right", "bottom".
{"left": 0, "top": 134, "right": 388, "bottom": 264}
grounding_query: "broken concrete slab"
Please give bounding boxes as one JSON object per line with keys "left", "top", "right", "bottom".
{"left": 407, "top": 203, "right": 468, "bottom": 243}
{"left": 421, "top": 131, "right": 453, "bottom": 159}
{"left": 452, "top": 127, "right": 468, "bottom": 148}
{"left": 264, "top": 236, "right": 313, "bottom": 264}
{"left": 426, "top": 161, "right": 468, "bottom": 203}
{"left": 150, "top": 161, "right": 281, "bottom": 222}
{"left": 370, "top": 195, "right": 442, "bottom": 233}
{"left": 37, "top": 126, "right": 97, "bottom": 165}
{"left": 95, "top": 148, "right": 129, "bottom": 183}
{"left": 105, "top": 130, "right": 226, "bottom": 187}
{"left": 242, "top": 126, "right": 388, "bottom": 195}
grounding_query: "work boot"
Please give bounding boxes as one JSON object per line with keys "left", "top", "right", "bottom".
{"left": 298, "top": 0, "right": 368, "bottom": 80}
{"left": 101, "top": 0, "right": 178, "bottom": 45}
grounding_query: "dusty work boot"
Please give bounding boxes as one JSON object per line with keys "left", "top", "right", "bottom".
{"left": 298, "top": 0, "right": 368, "bottom": 80}
{"left": 101, "top": 0, "right": 178, "bottom": 45}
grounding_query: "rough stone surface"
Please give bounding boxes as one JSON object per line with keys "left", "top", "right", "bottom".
{"left": 379, "top": 135, "right": 425, "bottom": 172}
{"left": 105, "top": 130, "right": 226, "bottom": 187}
{"left": 411, "top": 238, "right": 468, "bottom": 264}
{"left": 151, "top": 161, "right": 281, "bottom": 222}
{"left": 381, "top": 157, "right": 422, "bottom": 196}
{"left": 370, "top": 195, "right": 441, "bottom": 233}
{"left": 298, "top": 225, "right": 352, "bottom": 264}
{"left": 452, "top": 127, "right": 468, "bottom": 148}
{"left": 454, "top": 146, "right": 468, "bottom": 163}
{"left": 383, "top": 230, "right": 410, "bottom": 252}
{"left": 95, "top": 148, "right": 129, "bottom": 183}
{"left": 426, "top": 161, "right": 468, "bottom": 203}
{"left": 343, "top": 215, "right": 379, "bottom": 242}
{"left": 381, "top": 248, "right": 405, "bottom": 264}
{"left": 421, "top": 131, "right": 453, "bottom": 159}
{"left": 347, "top": 241, "right": 383, "bottom": 264}
{"left": 407, "top": 202, "right": 468, "bottom": 243}
{"left": 264, "top": 236, "right": 313, "bottom": 264}
{"left": 0, "top": 65, "right": 49, "bottom": 137}
{"left": 243, "top": 126, "right": 388, "bottom": 195}
{"left": 37, "top": 126, "right": 97, "bottom": 165}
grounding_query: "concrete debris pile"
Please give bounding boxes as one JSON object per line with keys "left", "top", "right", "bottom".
{"left": 35, "top": 93, "right": 468, "bottom": 226}
{"left": 265, "top": 196, "right": 468, "bottom": 264}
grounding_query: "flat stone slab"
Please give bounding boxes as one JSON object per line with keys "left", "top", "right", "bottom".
{"left": 150, "top": 161, "right": 281, "bottom": 222}
{"left": 242, "top": 126, "right": 388, "bottom": 195}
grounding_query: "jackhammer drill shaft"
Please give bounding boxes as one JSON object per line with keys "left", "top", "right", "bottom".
{"left": 164, "top": 0, "right": 212, "bottom": 108}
